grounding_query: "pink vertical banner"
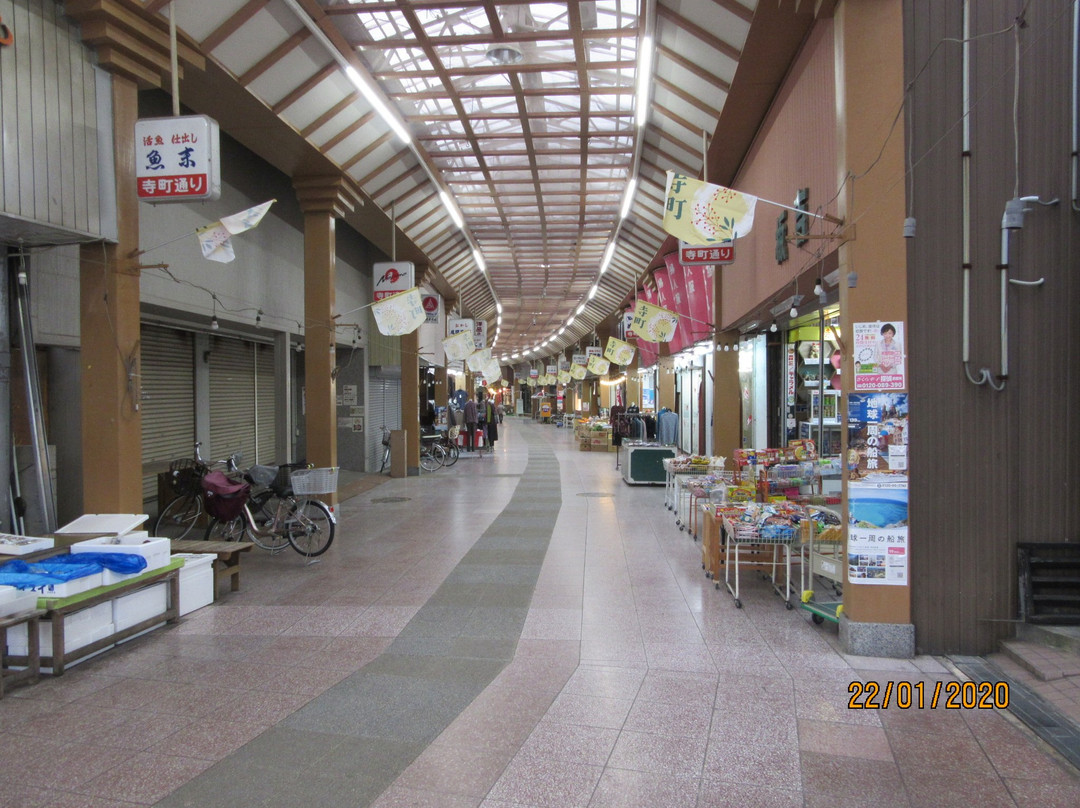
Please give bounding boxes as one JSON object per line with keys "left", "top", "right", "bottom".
{"left": 683, "top": 263, "right": 715, "bottom": 339}
{"left": 663, "top": 254, "right": 697, "bottom": 347}
{"left": 652, "top": 268, "right": 685, "bottom": 354}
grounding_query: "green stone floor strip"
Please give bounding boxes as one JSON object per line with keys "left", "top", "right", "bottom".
{"left": 155, "top": 435, "right": 560, "bottom": 808}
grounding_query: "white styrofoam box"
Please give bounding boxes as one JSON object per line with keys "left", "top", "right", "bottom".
{"left": 112, "top": 582, "right": 169, "bottom": 632}
{"left": 174, "top": 554, "right": 214, "bottom": 616}
{"left": 7, "top": 623, "right": 116, "bottom": 673}
{"left": 55, "top": 514, "right": 148, "bottom": 535}
{"left": 37, "top": 570, "right": 104, "bottom": 598}
{"left": 0, "top": 586, "right": 39, "bottom": 617}
{"left": 6, "top": 602, "right": 113, "bottom": 654}
{"left": 70, "top": 535, "right": 170, "bottom": 576}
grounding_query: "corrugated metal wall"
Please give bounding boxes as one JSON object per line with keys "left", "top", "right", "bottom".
{"left": 0, "top": 0, "right": 106, "bottom": 236}
{"left": 906, "top": 0, "right": 1080, "bottom": 653}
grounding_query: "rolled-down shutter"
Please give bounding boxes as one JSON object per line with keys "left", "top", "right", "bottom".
{"left": 140, "top": 325, "right": 195, "bottom": 506}
{"left": 367, "top": 372, "right": 402, "bottom": 470}
{"left": 209, "top": 336, "right": 256, "bottom": 468}
{"left": 255, "top": 343, "right": 276, "bottom": 464}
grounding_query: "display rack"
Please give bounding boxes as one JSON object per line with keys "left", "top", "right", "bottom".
{"left": 799, "top": 506, "right": 844, "bottom": 625}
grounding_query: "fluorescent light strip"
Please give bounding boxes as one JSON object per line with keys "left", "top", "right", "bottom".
{"left": 635, "top": 36, "right": 654, "bottom": 129}
{"left": 439, "top": 190, "right": 464, "bottom": 230}
{"left": 599, "top": 241, "right": 617, "bottom": 274}
{"left": 588, "top": 284, "right": 598, "bottom": 300}
{"left": 345, "top": 66, "right": 412, "bottom": 145}
{"left": 620, "top": 178, "right": 637, "bottom": 220}
{"left": 472, "top": 248, "right": 486, "bottom": 272}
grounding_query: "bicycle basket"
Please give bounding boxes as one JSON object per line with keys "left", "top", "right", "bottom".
{"left": 290, "top": 467, "right": 338, "bottom": 496}
{"left": 200, "top": 471, "right": 250, "bottom": 520}
{"left": 247, "top": 464, "right": 278, "bottom": 487}
{"left": 168, "top": 458, "right": 206, "bottom": 496}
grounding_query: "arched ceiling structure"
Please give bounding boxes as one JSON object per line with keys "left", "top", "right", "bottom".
{"left": 117, "top": 0, "right": 829, "bottom": 361}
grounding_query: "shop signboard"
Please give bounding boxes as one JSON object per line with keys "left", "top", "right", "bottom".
{"left": 422, "top": 294, "right": 441, "bottom": 323}
{"left": 853, "top": 320, "right": 906, "bottom": 391}
{"left": 786, "top": 346, "right": 796, "bottom": 407}
{"left": 373, "top": 262, "right": 415, "bottom": 301}
{"left": 135, "top": 115, "right": 221, "bottom": 201}
{"left": 473, "top": 320, "right": 488, "bottom": 351}
{"left": 449, "top": 318, "right": 473, "bottom": 337}
{"left": 678, "top": 240, "right": 735, "bottom": 265}
{"left": 572, "top": 353, "right": 587, "bottom": 367}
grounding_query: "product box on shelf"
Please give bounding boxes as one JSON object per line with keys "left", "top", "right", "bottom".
{"left": 172, "top": 553, "right": 214, "bottom": 616}
{"left": 70, "top": 534, "right": 170, "bottom": 582}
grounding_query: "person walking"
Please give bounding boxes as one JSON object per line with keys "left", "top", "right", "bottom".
{"left": 463, "top": 393, "right": 478, "bottom": 451}
{"left": 484, "top": 394, "right": 499, "bottom": 451}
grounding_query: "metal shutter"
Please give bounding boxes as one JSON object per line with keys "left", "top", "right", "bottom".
{"left": 255, "top": 343, "right": 276, "bottom": 464}
{"left": 209, "top": 336, "right": 256, "bottom": 467}
{"left": 140, "top": 326, "right": 195, "bottom": 505}
{"left": 367, "top": 373, "right": 402, "bottom": 470}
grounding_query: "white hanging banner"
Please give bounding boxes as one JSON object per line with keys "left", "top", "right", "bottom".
{"left": 371, "top": 287, "right": 426, "bottom": 336}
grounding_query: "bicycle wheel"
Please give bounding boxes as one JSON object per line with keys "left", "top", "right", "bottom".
{"left": 286, "top": 499, "right": 335, "bottom": 556}
{"left": 419, "top": 443, "right": 444, "bottom": 472}
{"left": 442, "top": 440, "right": 459, "bottom": 466}
{"left": 245, "top": 489, "right": 292, "bottom": 552}
{"left": 155, "top": 492, "right": 204, "bottom": 539}
{"left": 204, "top": 514, "right": 249, "bottom": 543}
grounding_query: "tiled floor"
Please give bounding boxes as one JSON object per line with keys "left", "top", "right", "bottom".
{"left": 3, "top": 419, "right": 1080, "bottom": 807}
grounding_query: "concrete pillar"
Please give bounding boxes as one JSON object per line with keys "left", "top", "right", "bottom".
{"left": 80, "top": 74, "right": 142, "bottom": 514}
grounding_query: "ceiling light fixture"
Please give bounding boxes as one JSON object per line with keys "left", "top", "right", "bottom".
{"left": 599, "top": 241, "right": 616, "bottom": 275}
{"left": 813, "top": 278, "right": 824, "bottom": 296}
{"left": 566, "top": 316, "right": 575, "bottom": 326}
{"left": 472, "top": 248, "right": 486, "bottom": 273}
{"left": 486, "top": 42, "right": 524, "bottom": 66}
{"left": 619, "top": 178, "right": 637, "bottom": 220}
{"left": 440, "top": 190, "right": 464, "bottom": 229}
{"left": 344, "top": 65, "right": 412, "bottom": 145}
{"left": 496, "top": 302, "right": 503, "bottom": 314}
{"left": 588, "top": 284, "right": 598, "bottom": 300}
{"left": 577, "top": 303, "right": 586, "bottom": 315}
{"left": 635, "top": 35, "right": 654, "bottom": 128}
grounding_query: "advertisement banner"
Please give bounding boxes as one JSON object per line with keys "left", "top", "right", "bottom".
{"left": 663, "top": 171, "right": 758, "bottom": 243}
{"left": 663, "top": 253, "right": 697, "bottom": 347}
{"left": 682, "top": 262, "right": 715, "bottom": 337}
{"left": 853, "top": 321, "right": 906, "bottom": 391}
{"left": 650, "top": 269, "right": 684, "bottom": 351}
{"left": 847, "top": 393, "right": 908, "bottom": 476}
{"left": 848, "top": 482, "right": 909, "bottom": 586}
{"left": 473, "top": 319, "right": 488, "bottom": 351}
{"left": 422, "top": 293, "right": 441, "bottom": 323}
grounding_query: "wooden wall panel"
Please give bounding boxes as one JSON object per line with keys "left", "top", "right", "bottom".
{"left": 0, "top": 0, "right": 104, "bottom": 238}
{"left": 906, "top": 0, "right": 1080, "bottom": 653}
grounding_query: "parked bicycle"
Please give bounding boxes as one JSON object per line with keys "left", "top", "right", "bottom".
{"left": 154, "top": 442, "right": 241, "bottom": 540}
{"left": 379, "top": 425, "right": 455, "bottom": 472}
{"left": 203, "top": 462, "right": 337, "bottom": 557}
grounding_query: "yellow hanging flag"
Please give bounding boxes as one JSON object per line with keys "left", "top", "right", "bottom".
{"left": 570, "top": 364, "right": 587, "bottom": 380}
{"left": 631, "top": 299, "right": 680, "bottom": 343}
{"left": 587, "top": 355, "right": 611, "bottom": 375}
{"left": 442, "top": 330, "right": 475, "bottom": 362}
{"left": 604, "top": 337, "right": 636, "bottom": 366}
{"left": 371, "top": 287, "right": 426, "bottom": 336}
{"left": 663, "top": 171, "right": 757, "bottom": 244}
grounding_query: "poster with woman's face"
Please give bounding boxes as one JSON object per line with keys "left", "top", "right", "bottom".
{"left": 853, "top": 321, "right": 906, "bottom": 391}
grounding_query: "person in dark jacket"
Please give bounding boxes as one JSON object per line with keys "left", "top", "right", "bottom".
{"left": 483, "top": 394, "right": 499, "bottom": 449}
{"left": 463, "top": 395, "right": 478, "bottom": 451}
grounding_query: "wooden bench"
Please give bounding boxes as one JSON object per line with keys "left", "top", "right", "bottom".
{"left": 169, "top": 540, "right": 254, "bottom": 597}
{"left": 0, "top": 608, "right": 46, "bottom": 697}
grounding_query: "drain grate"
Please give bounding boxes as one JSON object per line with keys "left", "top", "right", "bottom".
{"left": 371, "top": 496, "right": 412, "bottom": 503}
{"left": 577, "top": 492, "right": 613, "bottom": 498}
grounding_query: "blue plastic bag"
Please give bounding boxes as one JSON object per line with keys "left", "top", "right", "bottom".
{"left": 0, "top": 552, "right": 147, "bottom": 592}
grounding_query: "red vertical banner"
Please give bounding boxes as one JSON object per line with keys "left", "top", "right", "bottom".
{"left": 663, "top": 254, "right": 697, "bottom": 347}
{"left": 652, "top": 268, "right": 686, "bottom": 354}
